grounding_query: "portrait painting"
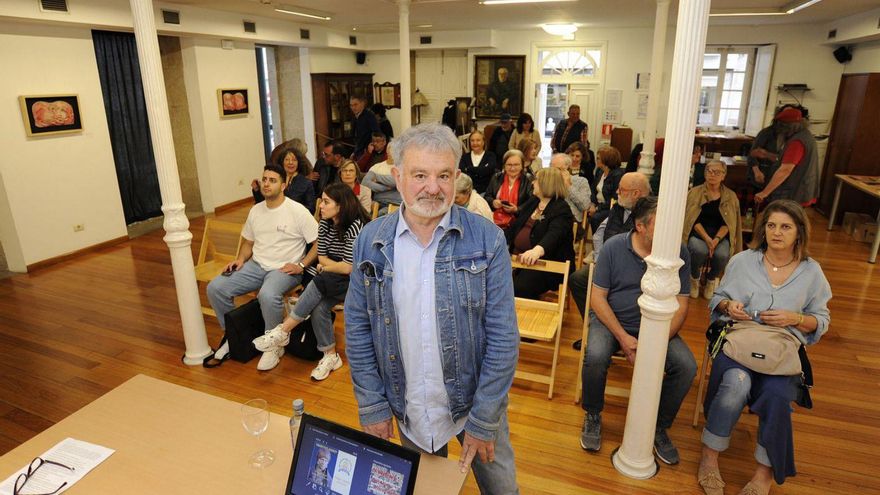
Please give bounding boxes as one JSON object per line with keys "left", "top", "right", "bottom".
{"left": 474, "top": 55, "right": 525, "bottom": 119}
{"left": 217, "top": 88, "right": 249, "bottom": 117}
{"left": 19, "top": 95, "right": 83, "bottom": 137}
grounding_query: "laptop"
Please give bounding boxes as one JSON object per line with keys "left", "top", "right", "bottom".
{"left": 285, "top": 413, "right": 421, "bottom": 495}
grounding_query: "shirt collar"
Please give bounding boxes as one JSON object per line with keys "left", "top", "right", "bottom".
{"left": 395, "top": 203, "right": 452, "bottom": 241}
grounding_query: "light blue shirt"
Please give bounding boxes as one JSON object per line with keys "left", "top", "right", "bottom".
{"left": 392, "top": 206, "right": 467, "bottom": 452}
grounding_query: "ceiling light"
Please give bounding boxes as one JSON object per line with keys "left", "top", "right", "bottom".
{"left": 416, "top": 24, "right": 433, "bottom": 28}
{"left": 785, "top": 0, "right": 823, "bottom": 14}
{"left": 481, "top": 0, "right": 576, "bottom": 5}
{"left": 274, "top": 6, "right": 331, "bottom": 20}
{"left": 709, "top": 10, "right": 788, "bottom": 17}
{"left": 541, "top": 23, "right": 578, "bottom": 38}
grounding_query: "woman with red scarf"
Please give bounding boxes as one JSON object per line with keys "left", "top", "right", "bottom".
{"left": 484, "top": 149, "right": 532, "bottom": 231}
{"left": 337, "top": 160, "right": 372, "bottom": 212}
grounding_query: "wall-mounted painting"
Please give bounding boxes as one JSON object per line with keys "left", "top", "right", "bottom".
{"left": 217, "top": 88, "right": 249, "bottom": 118}
{"left": 19, "top": 95, "right": 83, "bottom": 137}
{"left": 474, "top": 55, "right": 525, "bottom": 119}
{"left": 373, "top": 82, "right": 401, "bottom": 109}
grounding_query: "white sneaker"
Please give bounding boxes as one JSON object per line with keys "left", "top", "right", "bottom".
{"left": 257, "top": 347, "right": 285, "bottom": 371}
{"left": 703, "top": 278, "right": 719, "bottom": 300}
{"left": 253, "top": 324, "right": 290, "bottom": 352}
{"left": 310, "top": 353, "right": 343, "bottom": 381}
{"left": 689, "top": 277, "right": 701, "bottom": 299}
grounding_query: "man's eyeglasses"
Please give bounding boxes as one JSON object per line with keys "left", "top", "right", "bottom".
{"left": 705, "top": 169, "right": 725, "bottom": 176}
{"left": 14, "top": 457, "right": 75, "bottom": 495}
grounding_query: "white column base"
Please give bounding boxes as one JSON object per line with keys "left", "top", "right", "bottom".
{"left": 638, "top": 150, "right": 656, "bottom": 176}
{"left": 612, "top": 446, "right": 658, "bottom": 479}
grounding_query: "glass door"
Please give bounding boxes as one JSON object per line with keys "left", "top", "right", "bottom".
{"left": 536, "top": 83, "right": 569, "bottom": 163}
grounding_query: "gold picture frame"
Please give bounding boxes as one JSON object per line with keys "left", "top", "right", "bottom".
{"left": 19, "top": 94, "right": 84, "bottom": 137}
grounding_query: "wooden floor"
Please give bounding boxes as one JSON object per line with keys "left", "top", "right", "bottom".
{"left": 1, "top": 206, "right": 878, "bottom": 494}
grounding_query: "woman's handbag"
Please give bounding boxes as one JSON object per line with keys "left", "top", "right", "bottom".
{"left": 722, "top": 320, "right": 802, "bottom": 376}
{"left": 312, "top": 272, "right": 350, "bottom": 298}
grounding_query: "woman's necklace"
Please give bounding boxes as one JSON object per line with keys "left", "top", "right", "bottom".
{"left": 765, "top": 253, "right": 796, "bottom": 272}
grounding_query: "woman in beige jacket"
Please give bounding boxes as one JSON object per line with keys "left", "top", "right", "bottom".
{"left": 682, "top": 160, "right": 743, "bottom": 298}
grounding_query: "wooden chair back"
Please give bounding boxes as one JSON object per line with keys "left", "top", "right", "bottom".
{"left": 194, "top": 218, "right": 244, "bottom": 316}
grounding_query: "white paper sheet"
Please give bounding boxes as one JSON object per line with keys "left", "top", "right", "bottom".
{"left": 0, "top": 438, "right": 114, "bottom": 495}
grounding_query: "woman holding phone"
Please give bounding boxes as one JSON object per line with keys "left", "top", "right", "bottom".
{"left": 484, "top": 149, "right": 532, "bottom": 231}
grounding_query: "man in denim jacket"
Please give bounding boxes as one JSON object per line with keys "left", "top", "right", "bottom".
{"left": 345, "top": 123, "right": 520, "bottom": 494}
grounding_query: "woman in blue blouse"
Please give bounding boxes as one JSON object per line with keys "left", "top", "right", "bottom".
{"left": 699, "top": 200, "right": 831, "bottom": 495}
{"left": 252, "top": 144, "right": 315, "bottom": 213}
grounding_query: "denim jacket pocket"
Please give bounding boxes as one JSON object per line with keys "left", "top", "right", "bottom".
{"left": 453, "top": 257, "right": 488, "bottom": 309}
{"left": 358, "top": 260, "right": 383, "bottom": 315}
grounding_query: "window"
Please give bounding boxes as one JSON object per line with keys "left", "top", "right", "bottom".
{"left": 698, "top": 47, "right": 756, "bottom": 130}
{"left": 538, "top": 49, "right": 602, "bottom": 78}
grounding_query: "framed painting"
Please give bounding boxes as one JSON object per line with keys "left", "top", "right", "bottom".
{"left": 474, "top": 55, "right": 525, "bottom": 119}
{"left": 217, "top": 88, "right": 249, "bottom": 118}
{"left": 19, "top": 95, "right": 83, "bottom": 137}
{"left": 372, "top": 81, "right": 401, "bottom": 109}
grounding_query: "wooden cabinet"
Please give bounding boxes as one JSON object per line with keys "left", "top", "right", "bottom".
{"left": 694, "top": 133, "right": 754, "bottom": 157}
{"left": 311, "top": 73, "right": 373, "bottom": 155}
{"left": 818, "top": 73, "right": 880, "bottom": 220}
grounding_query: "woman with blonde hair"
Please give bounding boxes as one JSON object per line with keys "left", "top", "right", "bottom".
{"left": 336, "top": 159, "right": 372, "bottom": 211}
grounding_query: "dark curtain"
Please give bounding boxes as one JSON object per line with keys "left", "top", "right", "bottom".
{"left": 93, "top": 30, "right": 163, "bottom": 224}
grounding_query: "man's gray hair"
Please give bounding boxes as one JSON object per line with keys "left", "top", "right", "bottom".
{"left": 455, "top": 173, "right": 474, "bottom": 194}
{"left": 551, "top": 153, "right": 572, "bottom": 170}
{"left": 391, "top": 123, "right": 463, "bottom": 170}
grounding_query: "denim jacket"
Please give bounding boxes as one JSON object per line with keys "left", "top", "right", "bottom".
{"left": 344, "top": 205, "right": 519, "bottom": 441}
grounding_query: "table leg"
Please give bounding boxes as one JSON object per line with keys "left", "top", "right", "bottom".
{"left": 870, "top": 209, "right": 880, "bottom": 264}
{"left": 827, "top": 179, "right": 843, "bottom": 231}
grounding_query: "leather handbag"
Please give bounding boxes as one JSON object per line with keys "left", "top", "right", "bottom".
{"left": 223, "top": 299, "right": 265, "bottom": 363}
{"left": 722, "top": 320, "right": 802, "bottom": 376}
{"left": 312, "top": 272, "right": 350, "bottom": 298}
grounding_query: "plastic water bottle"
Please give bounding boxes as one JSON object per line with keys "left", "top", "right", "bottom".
{"left": 290, "top": 399, "right": 304, "bottom": 449}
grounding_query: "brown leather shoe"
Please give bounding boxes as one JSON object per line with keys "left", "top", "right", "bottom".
{"left": 697, "top": 464, "right": 725, "bottom": 495}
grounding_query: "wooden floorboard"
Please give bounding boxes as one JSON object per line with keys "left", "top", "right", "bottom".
{"left": 1, "top": 208, "right": 879, "bottom": 494}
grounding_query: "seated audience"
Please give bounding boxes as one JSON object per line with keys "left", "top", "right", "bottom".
{"left": 206, "top": 164, "right": 318, "bottom": 366}
{"left": 269, "top": 137, "right": 309, "bottom": 168}
{"left": 337, "top": 159, "right": 372, "bottom": 212}
{"left": 589, "top": 146, "right": 625, "bottom": 233}
{"left": 510, "top": 113, "right": 542, "bottom": 155}
{"left": 361, "top": 141, "right": 401, "bottom": 211}
{"left": 454, "top": 173, "right": 493, "bottom": 220}
{"left": 310, "top": 140, "right": 346, "bottom": 196}
{"left": 485, "top": 149, "right": 532, "bottom": 231}
{"left": 356, "top": 132, "right": 389, "bottom": 172}
{"left": 549, "top": 153, "right": 592, "bottom": 226}
{"left": 700, "top": 200, "right": 831, "bottom": 495}
{"left": 579, "top": 196, "right": 695, "bottom": 465}
{"left": 253, "top": 183, "right": 370, "bottom": 375}
{"left": 567, "top": 141, "right": 596, "bottom": 183}
{"left": 489, "top": 113, "right": 515, "bottom": 168}
{"left": 252, "top": 144, "right": 315, "bottom": 213}
{"left": 507, "top": 167, "right": 575, "bottom": 299}
{"left": 518, "top": 137, "right": 542, "bottom": 175}
{"left": 458, "top": 130, "right": 498, "bottom": 194}
{"left": 682, "top": 159, "right": 742, "bottom": 299}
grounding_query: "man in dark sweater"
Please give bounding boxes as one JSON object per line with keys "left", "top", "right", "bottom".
{"left": 488, "top": 113, "right": 515, "bottom": 168}
{"left": 350, "top": 96, "right": 380, "bottom": 160}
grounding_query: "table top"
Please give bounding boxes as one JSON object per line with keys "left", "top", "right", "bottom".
{"left": 0, "top": 374, "right": 466, "bottom": 494}
{"left": 836, "top": 174, "right": 880, "bottom": 199}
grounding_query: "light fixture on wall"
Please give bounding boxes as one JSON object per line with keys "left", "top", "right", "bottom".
{"left": 541, "top": 23, "right": 577, "bottom": 40}
{"left": 709, "top": 0, "right": 822, "bottom": 17}
{"left": 784, "top": 0, "right": 822, "bottom": 14}
{"left": 274, "top": 5, "right": 332, "bottom": 20}
{"left": 412, "top": 89, "right": 429, "bottom": 124}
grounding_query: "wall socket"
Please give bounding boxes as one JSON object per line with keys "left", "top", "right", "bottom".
{"left": 73, "top": 224, "right": 85, "bottom": 232}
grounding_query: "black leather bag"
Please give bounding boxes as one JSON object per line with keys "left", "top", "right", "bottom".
{"left": 223, "top": 299, "right": 265, "bottom": 363}
{"left": 285, "top": 312, "right": 334, "bottom": 361}
{"left": 312, "top": 272, "right": 350, "bottom": 298}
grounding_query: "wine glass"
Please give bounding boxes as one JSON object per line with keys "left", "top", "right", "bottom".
{"left": 241, "top": 398, "right": 275, "bottom": 468}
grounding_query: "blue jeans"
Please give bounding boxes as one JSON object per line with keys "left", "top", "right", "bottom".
{"left": 687, "top": 235, "right": 730, "bottom": 279}
{"left": 289, "top": 280, "right": 345, "bottom": 351}
{"left": 398, "top": 413, "right": 519, "bottom": 495}
{"left": 206, "top": 259, "right": 301, "bottom": 332}
{"left": 581, "top": 314, "right": 697, "bottom": 429}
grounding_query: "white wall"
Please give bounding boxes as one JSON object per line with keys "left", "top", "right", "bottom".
{"left": 845, "top": 40, "right": 880, "bottom": 73}
{"left": 0, "top": 21, "right": 128, "bottom": 270}
{"left": 181, "top": 38, "right": 265, "bottom": 211}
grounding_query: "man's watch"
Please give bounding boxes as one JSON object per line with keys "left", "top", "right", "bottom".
{"left": 296, "top": 262, "right": 305, "bottom": 270}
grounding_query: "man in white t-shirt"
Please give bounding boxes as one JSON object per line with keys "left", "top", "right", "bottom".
{"left": 207, "top": 164, "right": 319, "bottom": 369}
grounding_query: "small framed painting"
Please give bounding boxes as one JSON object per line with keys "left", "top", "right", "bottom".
{"left": 19, "top": 95, "right": 83, "bottom": 137}
{"left": 217, "top": 88, "right": 249, "bottom": 118}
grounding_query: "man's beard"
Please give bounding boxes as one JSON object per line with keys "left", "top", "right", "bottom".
{"left": 403, "top": 192, "right": 453, "bottom": 219}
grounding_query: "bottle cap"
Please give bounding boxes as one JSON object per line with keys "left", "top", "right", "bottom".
{"left": 293, "top": 398, "right": 304, "bottom": 412}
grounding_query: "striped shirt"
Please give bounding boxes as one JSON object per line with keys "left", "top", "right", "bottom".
{"left": 306, "top": 218, "right": 364, "bottom": 276}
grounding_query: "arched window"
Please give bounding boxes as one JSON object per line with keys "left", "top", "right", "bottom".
{"left": 538, "top": 49, "right": 602, "bottom": 78}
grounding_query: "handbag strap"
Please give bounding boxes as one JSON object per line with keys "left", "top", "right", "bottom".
{"left": 202, "top": 336, "right": 230, "bottom": 368}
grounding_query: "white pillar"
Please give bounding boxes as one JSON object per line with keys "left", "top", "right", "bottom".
{"left": 130, "top": 0, "right": 212, "bottom": 365}
{"left": 398, "top": 0, "right": 412, "bottom": 130}
{"left": 613, "top": 0, "right": 711, "bottom": 479}
{"left": 638, "top": 0, "right": 670, "bottom": 177}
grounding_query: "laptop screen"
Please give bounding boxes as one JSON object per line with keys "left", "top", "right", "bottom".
{"left": 286, "top": 414, "right": 420, "bottom": 495}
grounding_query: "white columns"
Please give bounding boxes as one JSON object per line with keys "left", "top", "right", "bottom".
{"left": 638, "top": 0, "right": 670, "bottom": 176}
{"left": 613, "top": 0, "right": 711, "bottom": 479}
{"left": 398, "top": 0, "right": 412, "bottom": 130}
{"left": 130, "top": 0, "right": 212, "bottom": 365}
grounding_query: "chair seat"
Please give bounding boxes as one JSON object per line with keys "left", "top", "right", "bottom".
{"left": 194, "top": 257, "right": 233, "bottom": 282}
{"left": 515, "top": 298, "right": 561, "bottom": 342}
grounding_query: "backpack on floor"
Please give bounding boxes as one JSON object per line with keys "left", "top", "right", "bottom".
{"left": 285, "top": 312, "right": 334, "bottom": 361}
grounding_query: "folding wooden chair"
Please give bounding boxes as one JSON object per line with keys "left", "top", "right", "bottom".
{"left": 574, "top": 252, "right": 631, "bottom": 404}
{"left": 194, "top": 218, "right": 244, "bottom": 316}
{"left": 574, "top": 210, "right": 591, "bottom": 269}
{"left": 314, "top": 198, "right": 322, "bottom": 222}
{"left": 511, "top": 257, "right": 570, "bottom": 399}
{"left": 692, "top": 346, "right": 712, "bottom": 426}
{"left": 387, "top": 203, "right": 400, "bottom": 214}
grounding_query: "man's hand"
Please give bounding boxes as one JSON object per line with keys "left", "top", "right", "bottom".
{"left": 619, "top": 333, "right": 638, "bottom": 365}
{"left": 367, "top": 143, "right": 375, "bottom": 154}
{"left": 280, "top": 263, "right": 303, "bottom": 275}
{"left": 459, "top": 432, "right": 495, "bottom": 473}
{"left": 224, "top": 259, "right": 244, "bottom": 273}
{"left": 250, "top": 179, "right": 259, "bottom": 191}
{"left": 363, "top": 419, "right": 395, "bottom": 440}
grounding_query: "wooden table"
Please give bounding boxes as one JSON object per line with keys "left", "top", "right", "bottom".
{"left": 0, "top": 375, "right": 466, "bottom": 494}
{"left": 826, "top": 174, "right": 880, "bottom": 263}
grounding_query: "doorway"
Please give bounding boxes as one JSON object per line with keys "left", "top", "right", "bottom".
{"left": 535, "top": 83, "right": 598, "bottom": 163}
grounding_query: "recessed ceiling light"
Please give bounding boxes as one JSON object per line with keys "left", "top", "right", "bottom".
{"left": 481, "top": 0, "right": 576, "bottom": 5}
{"left": 274, "top": 5, "right": 331, "bottom": 20}
{"left": 709, "top": 11, "right": 788, "bottom": 17}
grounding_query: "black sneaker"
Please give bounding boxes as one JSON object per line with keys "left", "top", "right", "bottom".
{"left": 653, "top": 429, "right": 680, "bottom": 465}
{"left": 580, "top": 412, "right": 601, "bottom": 452}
